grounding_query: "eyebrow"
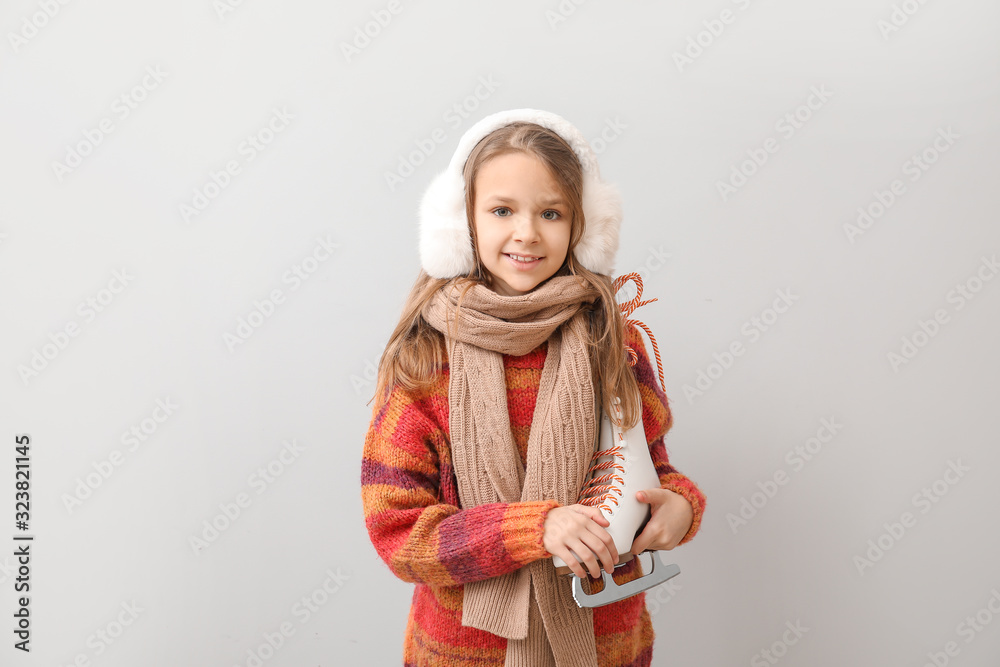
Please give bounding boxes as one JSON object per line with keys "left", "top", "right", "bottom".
{"left": 487, "top": 195, "right": 566, "bottom": 206}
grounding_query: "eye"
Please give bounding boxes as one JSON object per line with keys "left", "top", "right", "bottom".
{"left": 492, "top": 206, "right": 511, "bottom": 217}
{"left": 542, "top": 210, "right": 561, "bottom": 221}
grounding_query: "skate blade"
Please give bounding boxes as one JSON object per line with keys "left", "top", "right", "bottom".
{"left": 570, "top": 551, "right": 680, "bottom": 608}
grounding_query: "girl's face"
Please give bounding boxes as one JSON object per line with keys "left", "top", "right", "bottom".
{"left": 472, "top": 151, "right": 572, "bottom": 297}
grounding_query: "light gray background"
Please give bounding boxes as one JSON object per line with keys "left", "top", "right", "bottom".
{"left": 2, "top": 0, "right": 999, "bottom": 665}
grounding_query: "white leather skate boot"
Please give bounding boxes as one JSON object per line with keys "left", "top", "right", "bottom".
{"left": 551, "top": 389, "right": 681, "bottom": 608}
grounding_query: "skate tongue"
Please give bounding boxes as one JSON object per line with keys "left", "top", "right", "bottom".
{"left": 569, "top": 551, "right": 680, "bottom": 608}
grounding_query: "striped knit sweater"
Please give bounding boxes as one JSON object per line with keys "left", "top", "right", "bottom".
{"left": 361, "top": 324, "right": 706, "bottom": 666}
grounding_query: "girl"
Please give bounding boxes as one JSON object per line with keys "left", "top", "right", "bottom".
{"left": 361, "top": 108, "right": 706, "bottom": 667}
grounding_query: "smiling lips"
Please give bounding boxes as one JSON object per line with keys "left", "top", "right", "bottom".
{"left": 505, "top": 253, "right": 543, "bottom": 269}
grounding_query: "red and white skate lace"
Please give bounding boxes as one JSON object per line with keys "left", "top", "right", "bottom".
{"left": 577, "top": 272, "right": 665, "bottom": 514}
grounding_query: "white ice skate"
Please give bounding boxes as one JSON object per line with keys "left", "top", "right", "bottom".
{"left": 552, "top": 390, "right": 681, "bottom": 608}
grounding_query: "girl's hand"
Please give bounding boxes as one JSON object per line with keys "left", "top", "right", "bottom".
{"left": 629, "top": 488, "right": 694, "bottom": 553}
{"left": 543, "top": 505, "right": 619, "bottom": 579}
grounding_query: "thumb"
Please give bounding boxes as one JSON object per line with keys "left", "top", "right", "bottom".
{"left": 636, "top": 488, "right": 664, "bottom": 504}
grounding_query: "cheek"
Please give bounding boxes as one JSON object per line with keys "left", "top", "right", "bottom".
{"left": 472, "top": 216, "right": 487, "bottom": 246}
{"left": 476, "top": 219, "right": 501, "bottom": 244}
{"left": 556, "top": 223, "right": 572, "bottom": 251}
{"left": 474, "top": 223, "right": 499, "bottom": 258}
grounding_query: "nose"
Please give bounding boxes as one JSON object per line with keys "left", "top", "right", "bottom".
{"left": 511, "top": 213, "right": 541, "bottom": 244}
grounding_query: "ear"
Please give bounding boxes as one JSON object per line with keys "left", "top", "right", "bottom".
{"left": 575, "top": 178, "right": 623, "bottom": 276}
{"left": 418, "top": 170, "right": 474, "bottom": 279}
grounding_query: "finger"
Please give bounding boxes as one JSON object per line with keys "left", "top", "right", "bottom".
{"left": 570, "top": 504, "right": 610, "bottom": 526}
{"left": 631, "top": 526, "right": 652, "bottom": 555}
{"left": 560, "top": 548, "right": 588, "bottom": 579}
{"left": 569, "top": 510, "right": 616, "bottom": 568}
{"left": 635, "top": 527, "right": 672, "bottom": 554}
{"left": 568, "top": 538, "right": 603, "bottom": 579}
{"left": 584, "top": 522, "right": 619, "bottom": 566}
{"left": 579, "top": 530, "right": 617, "bottom": 574}
{"left": 554, "top": 546, "right": 580, "bottom": 579}
{"left": 580, "top": 533, "right": 605, "bottom": 577}
{"left": 583, "top": 507, "right": 610, "bottom": 527}
{"left": 636, "top": 488, "right": 667, "bottom": 504}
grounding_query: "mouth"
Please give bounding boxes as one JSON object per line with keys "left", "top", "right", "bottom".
{"left": 505, "top": 253, "right": 543, "bottom": 263}
{"left": 505, "top": 253, "right": 544, "bottom": 271}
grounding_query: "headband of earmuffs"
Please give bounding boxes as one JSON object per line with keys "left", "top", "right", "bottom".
{"left": 417, "top": 108, "right": 623, "bottom": 279}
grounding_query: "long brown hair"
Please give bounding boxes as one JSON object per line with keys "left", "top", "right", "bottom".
{"left": 368, "top": 122, "right": 643, "bottom": 429}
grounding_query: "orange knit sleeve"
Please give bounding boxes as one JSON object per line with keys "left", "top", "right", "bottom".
{"left": 361, "top": 379, "right": 561, "bottom": 586}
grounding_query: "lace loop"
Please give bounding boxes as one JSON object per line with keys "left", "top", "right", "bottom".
{"left": 612, "top": 272, "right": 665, "bottom": 392}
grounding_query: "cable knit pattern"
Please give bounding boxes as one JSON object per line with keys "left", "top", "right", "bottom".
{"left": 362, "top": 324, "right": 706, "bottom": 666}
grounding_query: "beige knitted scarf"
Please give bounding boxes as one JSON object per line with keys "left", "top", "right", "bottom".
{"left": 421, "top": 274, "right": 604, "bottom": 667}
